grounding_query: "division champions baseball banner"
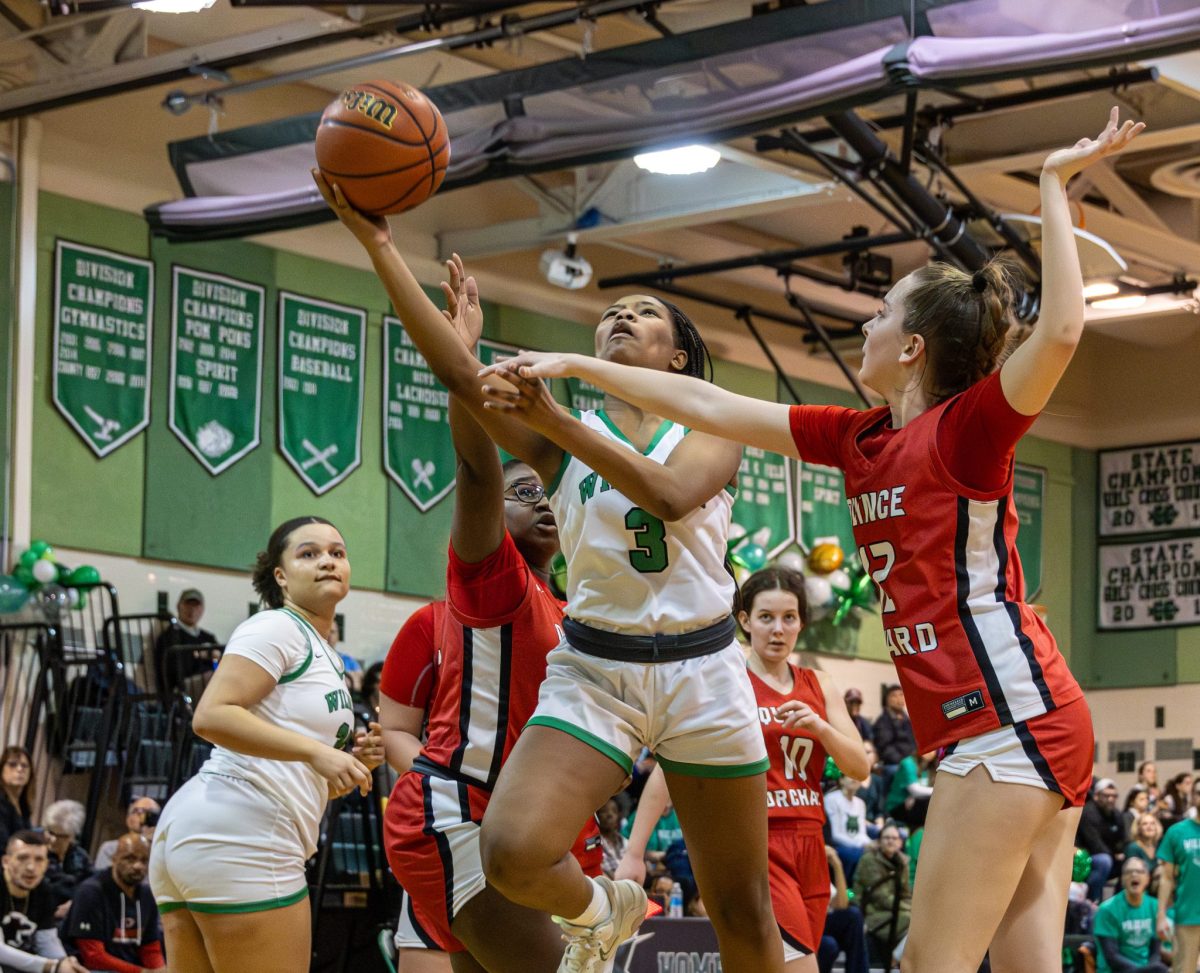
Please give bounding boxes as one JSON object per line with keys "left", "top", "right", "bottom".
{"left": 52, "top": 240, "right": 154, "bottom": 457}
{"left": 278, "top": 292, "right": 365, "bottom": 495}
{"left": 169, "top": 267, "right": 265, "bottom": 474}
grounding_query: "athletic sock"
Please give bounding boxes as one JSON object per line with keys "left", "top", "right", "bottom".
{"left": 562, "top": 877, "right": 611, "bottom": 928}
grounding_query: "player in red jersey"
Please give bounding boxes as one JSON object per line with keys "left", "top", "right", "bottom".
{"left": 377, "top": 258, "right": 599, "bottom": 973}
{"left": 621, "top": 567, "right": 868, "bottom": 971}
{"left": 482, "top": 109, "right": 1144, "bottom": 972}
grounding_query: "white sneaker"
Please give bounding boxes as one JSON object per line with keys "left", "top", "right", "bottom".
{"left": 554, "top": 877, "right": 648, "bottom": 973}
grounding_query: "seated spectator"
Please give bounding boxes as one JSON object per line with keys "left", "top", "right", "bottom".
{"left": 358, "top": 662, "right": 384, "bottom": 720}
{"left": 1126, "top": 813, "right": 1162, "bottom": 869}
{"left": 843, "top": 688, "right": 872, "bottom": 742}
{"left": 622, "top": 795, "right": 682, "bottom": 879}
{"left": 0, "top": 748, "right": 34, "bottom": 851}
{"left": 885, "top": 751, "right": 935, "bottom": 828}
{"left": 859, "top": 740, "right": 887, "bottom": 827}
{"left": 662, "top": 838, "right": 693, "bottom": 887}
{"left": 1124, "top": 786, "right": 1151, "bottom": 838}
{"left": 647, "top": 874, "right": 675, "bottom": 913}
{"left": 63, "top": 833, "right": 163, "bottom": 972}
{"left": 1079, "top": 778, "right": 1126, "bottom": 903}
{"left": 825, "top": 774, "right": 872, "bottom": 880}
{"left": 152, "top": 588, "right": 217, "bottom": 699}
{"left": 93, "top": 798, "right": 159, "bottom": 871}
{"left": 1156, "top": 774, "right": 1193, "bottom": 832}
{"left": 820, "top": 845, "right": 869, "bottom": 973}
{"left": 38, "top": 801, "right": 92, "bottom": 917}
{"left": 872, "top": 685, "right": 915, "bottom": 787}
{"left": 852, "top": 825, "right": 911, "bottom": 964}
{"left": 1093, "top": 858, "right": 1168, "bottom": 973}
{"left": 1137, "top": 762, "right": 1159, "bottom": 811}
{"left": 1, "top": 830, "right": 87, "bottom": 973}
{"left": 596, "top": 799, "right": 626, "bottom": 880}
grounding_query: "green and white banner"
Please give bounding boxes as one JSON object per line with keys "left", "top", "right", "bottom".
{"left": 477, "top": 337, "right": 520, "bottom": 370}
{"left": 1013, "top": 464, "right": 1045, "bottom": 599}
{"left": 798, "top": 461, "right": 856, "bottom": 557}
{"left": 169, "top": 267, "right": 265, "bottom": 474}
{"left": 732, "top": 448, "right": 795, "bottom": 556}
{"left": 383, "top": 315, "right": 456, "bottom": 511}
{"left": 278, "top": 292, "right": 365, "bottom": 495}
{"left": 562, "top": 376, "right": 605, "bottom": 413}
{"left": 52, "top": 241, "right": 154, "bottom": 457}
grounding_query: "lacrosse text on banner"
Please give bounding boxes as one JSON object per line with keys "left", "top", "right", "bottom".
{"left": 52, "top": 240, "right": 154, "bottom": 457}
{"left": 278, "top": 292, "right": 366, "bottom": 495}
{"left": 383, "top": 315, "right": 456, "bottom": 511}
{"left": 732, "top": 447, "right": 796, "bottom": 557}
{"left": 169, "top": 267, "right": 265, "bottom": 475}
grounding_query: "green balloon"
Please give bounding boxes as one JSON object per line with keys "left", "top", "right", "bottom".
{"left": 18, "top": 549, "right": 38, "bottom": 569}
{"left": 13, "top": 563, "right": 35, "bottom": 587}
{"left": 0, "top": 575, "right": 29, "bottom": 613}
{"left": 1071, "top": 847, "right": 1092, "bottom": 883}
{"left": 66, "top": 565, "right": 102, "bottom": 588}
{"left": 28, "top": 540, "right": 51, "bottom": 559}
{"left": 823, "top": 755, "right": 842, "bottom": 781}
{"left": 740, "top": 543, "right": 767, "bottom": 571}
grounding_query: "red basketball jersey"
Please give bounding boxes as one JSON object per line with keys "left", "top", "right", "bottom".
{"left": 750, "top": 664, "right": 828, "bottom": 832}
{"left": 789, "top": 375, "right": 1082, "bottom": 753}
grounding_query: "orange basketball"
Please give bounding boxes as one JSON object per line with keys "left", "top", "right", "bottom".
{"left": 315, "top": 80, "right": 450, "bottom": 217}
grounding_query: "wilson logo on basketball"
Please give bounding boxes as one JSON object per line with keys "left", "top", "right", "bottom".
{"left": 340, "top": 90, "right": 397, "bottom": 129}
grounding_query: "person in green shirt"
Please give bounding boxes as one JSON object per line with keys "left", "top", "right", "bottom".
{"left": 621, "top": 800, "right": 682, "bottom": 879}
{"left": 1156, "top": 801, "right": 1200, "bottom": 973}
{"left": 1093, "top": 857, "right": 1167, "bottom": 973}
{"left": 884, "top": 752, "right": 934, "bottom": 827}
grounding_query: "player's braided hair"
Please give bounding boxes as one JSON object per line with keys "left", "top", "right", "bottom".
{"left": 660, "top": 299, "right": 713, "bottom": 382}
{"left": 252, "top": 516, "right": 339, "bottom": 609}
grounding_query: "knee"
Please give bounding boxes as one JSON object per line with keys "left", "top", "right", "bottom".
{"left": 703, "top": 873, "right": 774, "bottom": 939}
{"left": 479, "top": 825, "right": 529, "bottom": 896}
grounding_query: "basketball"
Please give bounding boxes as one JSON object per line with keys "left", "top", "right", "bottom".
{"left": 315, "top": 80, "right": 450, "bottom": 217}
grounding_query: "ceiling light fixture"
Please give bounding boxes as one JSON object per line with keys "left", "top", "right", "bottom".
{"left": 1082, "top": 281, "right": 1120, "bottom": 299}
{"left": 633, "top": 145, "right": 720, "bottom": 176}
{"left": 1090, "top": 293, "right": 1148, "bottom": 311}
{"left": 132, "top": 0, "right": 215, "bottom": 11}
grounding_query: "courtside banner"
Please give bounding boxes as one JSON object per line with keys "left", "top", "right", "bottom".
{"left": 383, "top": 315, "right": 456, "bottom": 511}
{"left": 52, "top": 240, "right": 154, "bottom": 457}
{"left": 732, "top": 447, "right": 796, "bottom": 557}
{"left": 1099, "top": 440, "right": 1200, "bottom": 537}
{"left": 169, "top": 267, "right": 265, "bottom": 474}
{"left": 798, "top": 461, "right": 856, "bottom": 557}
{"left": 1098, "top": 537, "right": 1200, "bottom": 630}
{"left": 278, "top": 291, "right": 365, "bottom": 495}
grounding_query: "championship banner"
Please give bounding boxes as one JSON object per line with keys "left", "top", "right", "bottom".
{"left": 477, "top": 338, "right": 521, "bottom": 464}
{"left": 1098, "top": 537, "right": 1200, "bottom": 630}
{"left": 278, "top": 292, "right": 365, "bottom": 495}
{"left": 798, "top": 461, "right": 856, "bottom": 557}
{"left": 169, "top": 267, "right": 265, "bottom": 474}
{"left": 1099, "top": 440, "right": 1200, "bottom": 536}
{"left": 1013, "top": 464, "right": 1046, "bottom": 599}
{"left": 52, "top": 240, "right": 153, "bottom": 457}
{"left": 731, "top": 447, "right": 795, "bottom": 557}
{"left": 383, "top": 315, "right": 455, "bottom": 511}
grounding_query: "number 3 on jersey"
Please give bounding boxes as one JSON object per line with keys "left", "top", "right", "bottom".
{"left": 625, "top": 507, "right": 669, "bottom": 573}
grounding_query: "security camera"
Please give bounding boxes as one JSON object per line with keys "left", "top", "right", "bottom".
{"left": 540, "top": 240, "right": 593, "bottom": 290}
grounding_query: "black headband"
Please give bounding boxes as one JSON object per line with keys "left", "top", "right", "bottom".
{"left": 972, "top": 271, "right": 988, "bottom": 293}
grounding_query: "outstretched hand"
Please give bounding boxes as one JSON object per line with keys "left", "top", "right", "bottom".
{"left": 477, "top": 350, "right": 579, "bottom": 382}
{"left": 311, "top": 169, "right": 393, "bottom": 250}
{"left": 1042, "top": 106, "right": 1145, "bottom": 181}
{"left": 480, "top": 360, "right": 564, "bottom": 434}
{"left": 440, "top": 253, "right": 483, "bottom": 348}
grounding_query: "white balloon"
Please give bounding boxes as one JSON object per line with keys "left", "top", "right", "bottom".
{"left": 805, "top": 575, "right": 834, "bottom": 608}
{"left": 32, "top": 559, "right": 57, "bottom": 584}
{"left": 775, "top": 550, "right": 806, "bottom": 573}
{"left": 827, "top": 568, "right": 851, "bottom": 592}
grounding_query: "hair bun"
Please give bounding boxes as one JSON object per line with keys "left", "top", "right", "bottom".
{"left": 971, "top": 271, "right": 988, "bottom": 293}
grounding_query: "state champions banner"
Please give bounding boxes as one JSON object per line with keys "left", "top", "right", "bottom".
{"left": 169, "top": 267, "right": 265, "bottom": 474}
{"left": 52, "top": 240, "right": 154, "bottom": 457}
{"left": 383, "top": 315, "right": 456, "bottom": 511}
{"left": 278, "top": 292, "right": 366, "bottom": 495}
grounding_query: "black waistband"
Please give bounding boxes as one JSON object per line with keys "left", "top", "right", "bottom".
{"left": 411, "top": 756, "right": 492, "bottom": 792}
{"left": 562, "top": 615, "right": 737, "bottom": 663}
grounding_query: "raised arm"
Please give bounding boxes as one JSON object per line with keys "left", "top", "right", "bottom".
{"left": 1001, "top": 108, "right": 1144, "bottom": 415}
{"left": 481, "top": 351, "right": 799, "bottom": 458}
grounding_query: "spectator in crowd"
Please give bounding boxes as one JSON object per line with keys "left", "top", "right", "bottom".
{"left": 843, "top": 689, "right": 872, "bottom": 742}
{"left": 93, "top": 800, "right": 158, "bottom": 872}
{"left": 38, "top": 802, "right": 91, "bottom": 918}
{"left": 1125, "top": 813, "right": 1163, "bottom": 872}
{"left": 1, "top": 830, "right": 87, "bottom": 973}
{"left": 63, "top": 833, "right": 163, "bottom": 972}
{"left": 852, "top": 825, "right": 911, "bottom": 965}
{"left": 819, "top": 845, "right": 869, "bottom": 973}
{"left": 1125, "top": 787, "right": 1151, "bottom": 839}
{"left": 647, "top": 875, "right": 675, "bottom": 913}
{"left": 621, "top": 798, "right": 682, "bottom": 880}
{"left": 359, "top": 662, "right": 383, "bottom": 719}
{"left": 825, "top": 773, "right": 872, "bottom": 880}
{"left": 0, "top": 749, "right": 34, "bottom": 851}
{"left": 1079, "top": 778, "right": 1126, "bottom": 903}
{"left": 1157, "top": 774, "right": 1193, "bottom": 832}
{"left": 871, "top": 685, "right": 915, "bottom": 790}
{"left": 152, "top": 588, "right": 217, "bottom": 699}
{"left": 885, "top": 751, "right": 936, "bottom": 829}
{"left": 1093, "top": 857, "right": 1168, "bottom": 973}
{"left": 1156, "top": 781, "right": 1200, "bottom": 973}
{"left": 1138, "top": 762, "right": 1159, "bottom": 809}
{"left": 859, "top": 740, "right": 887, "bottom": 827}
{"left": 596, "top": 800, "right": 626, "bottom": 881}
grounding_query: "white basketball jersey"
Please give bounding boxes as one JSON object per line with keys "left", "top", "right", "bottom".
{"left": 548, "top": 409, "right": 735, "bottom": 635}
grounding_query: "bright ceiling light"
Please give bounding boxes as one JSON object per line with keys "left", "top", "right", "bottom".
{"left": 633, "top": 145, "right": 720, "bottom": 176}
{"left": 1091, "top": 294, "right": 1147, "bottom": 310}
{"left": 1082, "top": 281, "right": 1121, "bottom": 299}
{"left": 132, "top": 0, "right": 215, "bottom": 12}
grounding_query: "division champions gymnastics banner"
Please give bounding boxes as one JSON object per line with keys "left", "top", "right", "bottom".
{"left": 278, "top": 292, "right": 365, "bottom": 495}
{"left": 169, "top": 267, "right": 265, "bottom": 474}
{"left": 52, "top": 240, "right": 154, "bottom": 457}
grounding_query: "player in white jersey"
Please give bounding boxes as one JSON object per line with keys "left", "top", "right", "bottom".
{"left": 149, "top": 517, "right": 384, "bottom": 973}
{"left": 316, "top": 166, "right": 783, "bottom": 973}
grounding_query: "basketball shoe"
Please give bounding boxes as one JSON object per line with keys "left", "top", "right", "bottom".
{"left": 554, "top": 876, "right": 648, "bottom": 973}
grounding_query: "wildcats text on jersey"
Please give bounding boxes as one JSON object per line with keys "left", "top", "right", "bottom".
{"left": 846, "top": 484, "right": 907, "bottom": 526}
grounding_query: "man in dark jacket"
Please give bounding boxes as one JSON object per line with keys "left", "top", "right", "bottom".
{"left": 1077, "top": 778, "right": 1126, "bottom": 903}
{"left": 872, "top": 685, "right": 915, "bottom": 794}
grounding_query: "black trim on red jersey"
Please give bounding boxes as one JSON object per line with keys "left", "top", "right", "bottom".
{"left": 405, "top": 890, "right": 440, "bottom": 949}
{"left": 420, "top": 776, "right": 458, "bottom": 930}
{"left": 778, "top": 924, "right": 813, "bottom": 956}
{"left": 449, "top": 627, "right": 475, "bottom": 775}
{"left": 456, "top": 781, "right": 473, "bottom": 825}
{"left": 954, "top": 497, "right": 1012, "bottom": 724}
{"left": 1012, "top": 719, "right": 1061, "bottom": 795}
{"left": 992, "top": 496, "right": 1056, "bottom": 712}
{"left": 485, "top": 624, "right": 513, "bottom": 789}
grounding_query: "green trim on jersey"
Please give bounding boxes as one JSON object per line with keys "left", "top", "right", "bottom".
{"left": 279, "top": 606, "right": 344, "bottom": 680}
{"left": 546, "top": 447, "right": 573, "bottom": 499}
{"left": 596, "top": 409, "right": 673, "bottom": 456}
{"left": 160, "top": 885, "right": 309, "bottom": 915}
{"left": 526, "top": 715, "right": 633, "bottom": 773}
{"left": 723, "top": 483, "right": 737, "bottom": 497}
{"left": 656, "top": 753, "right": 770, "bottom": 778}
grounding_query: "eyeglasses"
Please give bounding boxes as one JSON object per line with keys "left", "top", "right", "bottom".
{"left": 504, "top": 483, "right": 545, "bottom": 505}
